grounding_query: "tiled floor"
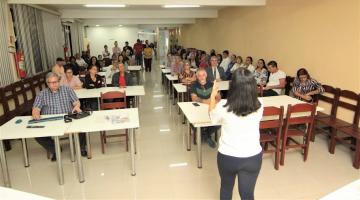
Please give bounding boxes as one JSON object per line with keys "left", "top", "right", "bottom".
{"left": 1, "top": 61, "right": 359, "bottom": 199}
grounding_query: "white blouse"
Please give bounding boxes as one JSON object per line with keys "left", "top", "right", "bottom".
{"left": 210, "top": 99, "right": 263, "bottom": 158}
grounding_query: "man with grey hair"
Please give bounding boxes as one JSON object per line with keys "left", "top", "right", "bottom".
{"left": 32, "top": 72, "right": 87, "bottom": 161}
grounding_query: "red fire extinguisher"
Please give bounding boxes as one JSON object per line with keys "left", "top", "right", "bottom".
{"left": 15, "top": 51, "right": 26, "bottom": 78}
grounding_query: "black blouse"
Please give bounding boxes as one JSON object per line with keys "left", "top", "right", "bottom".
{"left": 84, "top": 74, "right": 103, "bottom": 89}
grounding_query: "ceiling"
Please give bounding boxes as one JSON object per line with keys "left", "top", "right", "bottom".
{"left": 7, "top": 0, "right": 266, "bottom": 27}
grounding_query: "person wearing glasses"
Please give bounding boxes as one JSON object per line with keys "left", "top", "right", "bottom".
{"left": 32, "top": 72, "right": 87, "bottom": 161}
{"left": 205, "top": 55, "right": 226, "bottom": 82}
{"left": 60, "top": 65, "right": 83, "bottom": 90}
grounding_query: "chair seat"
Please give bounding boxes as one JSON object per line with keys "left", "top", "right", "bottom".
{"left": 316, "top": 117, "right": 352, "bottom": 128}
{"left": 287, "top": 129, "right": 306, "bottom": 136}
{"left": 260, "top": 133, "right": 276, "bottom": 142}
{"left": 337, "top": 126, "right": 360, "bottom": 139}
{"left": 316, "top": 111, "right": 330, "bottom": 118}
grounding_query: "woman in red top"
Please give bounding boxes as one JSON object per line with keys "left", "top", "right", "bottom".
{"left": 199, "top": 54, "right": 209, "bottom": 69}
{"left": 111, "top": 63, "right": 134, "bottom": 87}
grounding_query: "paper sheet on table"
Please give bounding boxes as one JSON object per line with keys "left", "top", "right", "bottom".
{"left": 104, "top": 113, "right": 129, "bottom": 124}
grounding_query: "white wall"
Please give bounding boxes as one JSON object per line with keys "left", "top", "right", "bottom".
{"left": 86, "top": 26, "right": 155, "bottom": 57}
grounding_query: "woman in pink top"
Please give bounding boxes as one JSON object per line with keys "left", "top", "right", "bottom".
{"left": 60, "top": 66, "right": 83, "bottom": 90}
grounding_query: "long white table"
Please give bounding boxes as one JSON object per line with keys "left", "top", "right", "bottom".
{"left": 165, "top": 74, "right": 178, "bottom": 99}
{"left": 0, "top": 186, "right": 52, "bottom": 200}
{"left": 75, "top": 86, "right": 145, "bottom": 108}
{"left": 0, "top": 115, "right": 69, "bottom": 187}
{"left": 178, "top": 95, "right": 324, "bottom": 168}
{"left": 66, "top": 108, "right": 140, "bottom": 182}
{"left": 320, "top": 179, "right": 360, "bottom": 200}
{"left": 161, "top": 68, "right": 171, "bottom": 85}
{"left": 0, "top": 109, "right": 140, "bottom": 187}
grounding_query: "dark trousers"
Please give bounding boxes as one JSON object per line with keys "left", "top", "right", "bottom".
{"left": 191, "top": 125, "right": 220, "bottom": 139}
{"left": 35, "top": 133, "right": 87, "bottom": 154}
{"left": 217, "top": 152, "right": 262, "bottom": 200}
{"left": 262, "top": 89, "right": 279, "bottom": 97}
{"left": 144, "top": 58, "right": 152, "bottom": 72}
{"left": 135, "top": 54, "right": 143, "bottom": 66}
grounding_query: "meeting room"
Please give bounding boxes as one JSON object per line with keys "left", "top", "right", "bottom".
{"left": 0, "top": 0, "right": 359, "bottom": 199}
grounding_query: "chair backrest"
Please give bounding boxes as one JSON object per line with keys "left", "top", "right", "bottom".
{"left": 337, "top": 90, "right": 360, "bottom": 126}
{"left": 284, "top": 103, "right": 316, "bottom": 126}
{"left": 260, "top": 106, "right": 284, "bottom": 129}
{"left": 317, "top": 85, "right": 340, "bottom": 117}
{"left": 100, "top": 91, "right": 127, "bottom": 110}
{"left": 257, "top": 85, "right": 264, "bottom": 97}
{"left": 285, "top": 76, "right": 295, "bottom": 95}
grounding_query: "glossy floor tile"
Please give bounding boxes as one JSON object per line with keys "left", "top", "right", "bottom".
{"left": 0, "top": 60, "right": 359, "bottom": 200}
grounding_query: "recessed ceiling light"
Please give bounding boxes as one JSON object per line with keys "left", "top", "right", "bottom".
{"left": 84, "top": 4, "right": 126, "bottom": 8}
{"left": 118, "top": 25, "right": 123, "bottom": 27}
{"left": 163, "top": 5, "right": 200, "bottom": 8}
{"left": 95, "top": 25, "right": 100, "bottom": 27}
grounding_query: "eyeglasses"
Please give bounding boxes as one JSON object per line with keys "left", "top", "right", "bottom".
{"left": 47, "top": 81, "right": 59, "bottom": 84}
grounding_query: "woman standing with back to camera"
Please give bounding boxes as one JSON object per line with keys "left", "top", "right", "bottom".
{"left": 209, "top": 68, "right": 263, "bottom": 200}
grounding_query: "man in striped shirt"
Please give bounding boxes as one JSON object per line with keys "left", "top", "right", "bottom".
{"left": 32, "top": 72, "right": 87, "bottom": 161}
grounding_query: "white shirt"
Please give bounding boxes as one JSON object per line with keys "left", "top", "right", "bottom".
{"left": 267, "top": 69, "right": 286, "bottom": 94}
{"left": 76, "top": 58, "right": 87, "bottom": 68}
{"left": 210, "top": 99, "right": 263, "bottom": 158}
{"left": 231, "top": 63, "right": 246, "bottom": 73}
{"left": 247, "top": 64, "right": 255, "bottom": 73}
{"left": 220, "top": 57, "right": 231, "bottom": 72}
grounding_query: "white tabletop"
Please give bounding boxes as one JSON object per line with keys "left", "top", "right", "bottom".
{"left": 159, "top": 65, "right": 166, "bottom": 69}
{"left": 128, "top": 65, "right": 141, "bottom": 71}
{"left": 98, "top": 72, "right": 106, "bottom": 77}
{"left": 161, "top": 68, "right": 171, "bottom": 74}
{"left": 173, "top": 83, "right": 187, "bottom": 93}
{"left": 66, "top": 108, "right": 139, "bottom": 133}
{"left": 0, "top": 115, "right": 68, "bottom": 140}
{"left": 178, "top": 95, "right": 324, "bottom": 127}
{"left": 190, "top": 68, "right": 197, "bottom": 72}
{"left": 165, "top": 74, "right": 178, "bottom": 81}
{"left": 0, "top": 186, "right": 52, "bottom": 200}
{"left": 218, "top": 81, "right": 229, "bottom": 91}
{"left": 320, "top": 179, "right": 360, "bottom": 200}
{"left": 75, "top": 86, "right": 145, "bottom": 99}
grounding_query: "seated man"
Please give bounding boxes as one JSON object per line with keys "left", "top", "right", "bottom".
{"left": 32, "top": 72, "right": 87, "bottom": 161}
{"left": 205, "top": 55, "right": 226, "bottom": 82}
{"left": 191, "top": 69, "right": 221, "bottom": 148}
{"left": 263, "top": 60, "right": 286, "bottom": 96}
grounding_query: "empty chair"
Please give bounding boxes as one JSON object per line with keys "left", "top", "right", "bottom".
{"left": 259, "top": 106, "right": 284, "bottom": 170}
{"left": 99, "top": 91, "right": 128, "bottom": 153}
{"left": 281, "top": 103, "right": 316, "bottom": 165}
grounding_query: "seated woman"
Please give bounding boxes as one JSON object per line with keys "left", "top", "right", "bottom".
{"left": 254, "top": 59, "right": 269, "bottom": 85}
{"left": 230, "top": 56, "right": 246, "bottom": 73}
{"left": 89, "top": 56, "right": 101, "bottom": 72}
{"left": 83, "top": 65, "right": 104, "bottom": 110}
{"left": 179, "top": 60, "right": 196, "bottom": 86}
{"left": 84, "top": 65, "right": 104, "bottom": 89}
{"left": 112, "top": 63, "right": 134, "bottom": 87}
{"left": 292, "top": 68, "right": 324, "bottom": 102}
{"left": 60, "top": 65, "right": 83, "bottom": 90}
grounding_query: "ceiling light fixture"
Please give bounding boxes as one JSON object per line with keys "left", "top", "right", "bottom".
{"left": 95, "top": 25, "right": 100, "bottom": 27}
{"left": 163, "top": 5, "right": 200, "bottom": 8}
{"left": 118, "top": 25, "right": 123, "bottom": 27}
{"left": 84, "top": 4, "right": 126, "bottom": 8}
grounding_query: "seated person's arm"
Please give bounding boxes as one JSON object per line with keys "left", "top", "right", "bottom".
{"left": 72, "top": 100, "right": 82, "bottom": 113}
{"left": 265, "top": 78, "right": 286, "bottom": 90}
{"left": 32, "top": 107, "right": 41, "bottom": 120}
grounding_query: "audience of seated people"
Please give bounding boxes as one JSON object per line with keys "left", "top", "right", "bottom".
{"left": 60, "top": 66, "right": 83, "bottom": 90}
{"left": 263, "top": 60, "right": 286, "bottom": 96}
{"left": 206, "top": 55, "right": 226, "bottom": 82}
{"left": 254, "top": 59, "right": 269, "bottom": 85}
{"left": 292, "top": 68, "right": 324, "bottom": 102}
{"left": 179, "top": 60, "right": 196, "bottom": 85}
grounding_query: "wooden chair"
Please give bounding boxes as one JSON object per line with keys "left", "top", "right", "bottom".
{"left": 313, "top": 85, "right": 341, "bottom": 141}
{"left": 99, "top": 91, "right": 128, "bottom": 153}
{"left": 280, "top": 103, "right": 316, "bottom": 166}
{"left": 260, "top": 106, "right": 284, "bottom": 170}
{"left": 327, "top": 91, "right": 360, "bottom": 168}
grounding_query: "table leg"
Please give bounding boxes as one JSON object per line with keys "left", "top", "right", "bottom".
{"left": 74, "top": 133, "right": 85, "bottom": 183}
{"left": 69, "top": 134, "right": 75, "bottom": 162}
{"left": 178, "top": 93, "right": 181, "bottom": 115}
{"left": 196, "top": 127, "right": 202, "bottom": 168}
{"left": 54, "top": 136, "right": 64, "bottom": 185}
{"left": 21, "top": 138, "right": 29, "bottom": 167}
{"left": 173, "top": 85, "right": 176, "bottom": 105}
{"left": 86, "top": 133, "right": 92, "bottom": 159}
{"left": 182, "top": 92, "right": 185, "bottom": 102}
{"left": 187, "top": 121, "right": 191, "bottom": 151}
{"left": 136, "top": 96, "right": 140, "bottom": 108}
{"left": 0, "top": 140, "right": 11, "bottom": 187}
{"left": 130, "top": 128, "right": 136, "bottom": 176}
{"left": 137, "top": 71, "right": 140, "bottom": 85}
